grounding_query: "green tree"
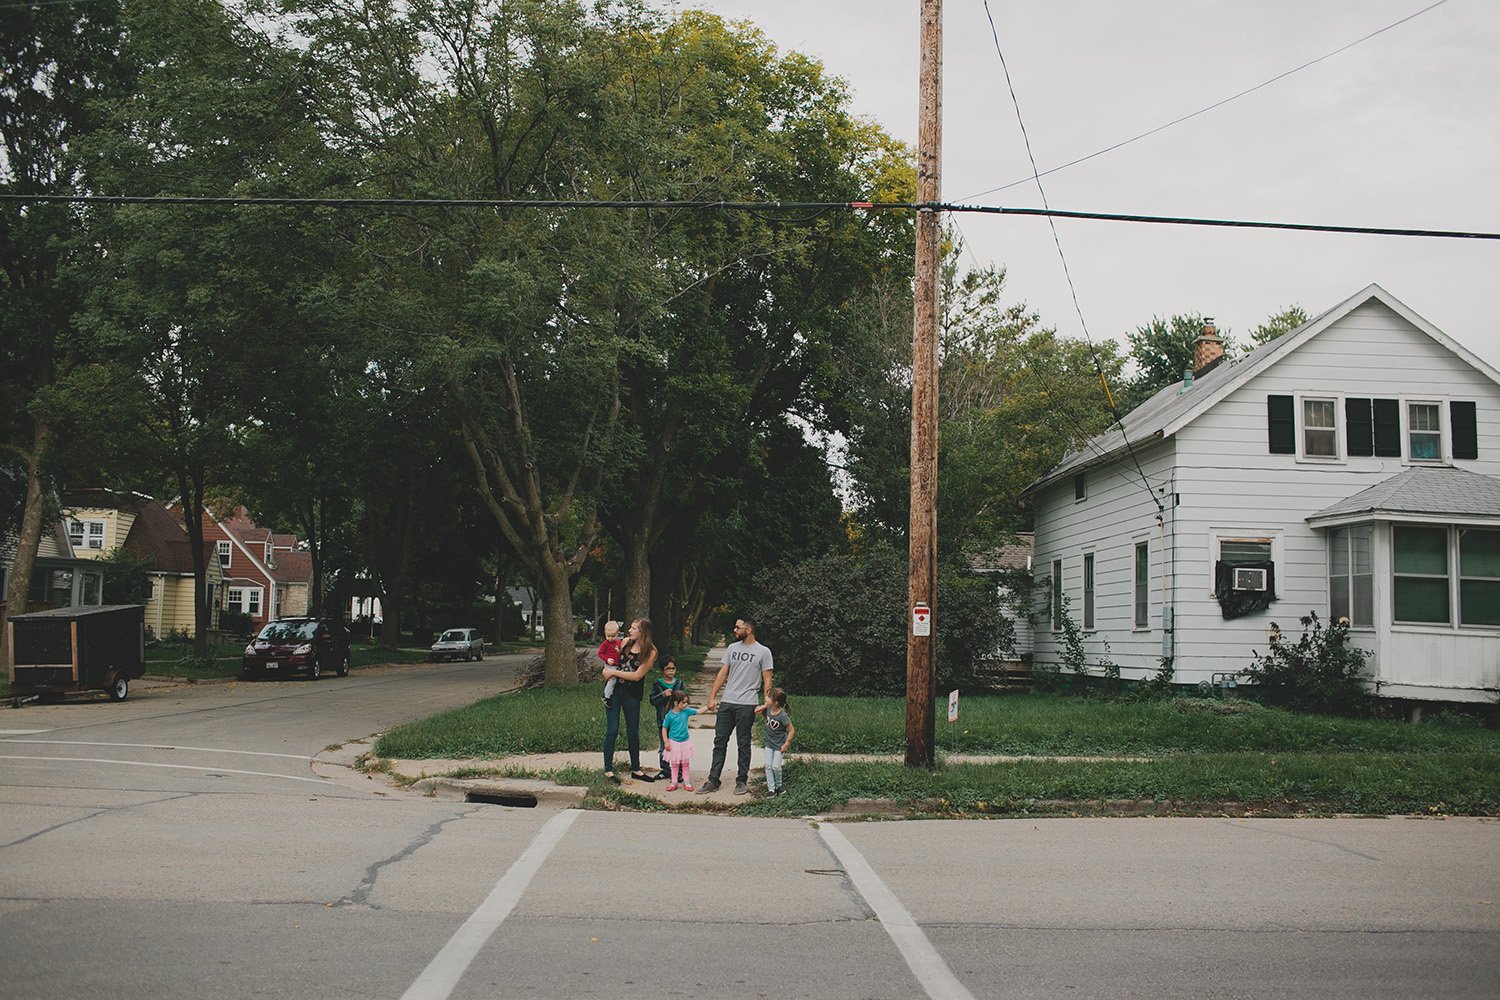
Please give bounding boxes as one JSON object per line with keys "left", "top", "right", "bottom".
{"left": 843, "top": 246, "right": 1121, "bottom": 558}
{"left": 77, "top": 0, "right": 333, "bottom": 654}
{"left": 1118, "top": 313, "right": 1236, "bottom": 413}
{"left": 1, "top": 0, "right": 126, "bottom": 670}
{"left": 1250, "top": 304, "right": 1310, "bottom": 346}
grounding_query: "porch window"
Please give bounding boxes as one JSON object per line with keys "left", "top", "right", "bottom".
{"left": 1302, "top": 398, "right": 1338, "bottom": 458}
{"left": 1407, "top": 402, "right": 1442, "bottom": 461}
{"left": 1393, "top": 525, "right": 1449, "bottom": 623}
{"left": 1082, "top": 553, "right": 1095, "bottom": 630}
{"left": 1459, "top": 528, "right": 1500, "bottom": 627}
{"left": 1328, "top": 524, "right": 1374, "bottom": 627}
{"left": 1133, "top": 541, "right": 1149, "bottom": 629}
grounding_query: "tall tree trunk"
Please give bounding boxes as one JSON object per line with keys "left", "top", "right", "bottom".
{"left": 174, "top": 461, "right": 212, "bottom": 657}
{"left": 493, "top": 538, "right": 507, "bottom": 644}
{"left": 0, "top": 420, "right": 51, "bottom": 674}
{"left": 621, "top": 526, "right": 651, "bottom": 623}
{"left": 539, "top": 564, "right": 578, "bottom": 686}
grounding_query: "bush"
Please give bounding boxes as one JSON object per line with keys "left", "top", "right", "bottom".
{"left": 751, "top": 542, "right": 1011, "bottom": 696}
{"left": 1242, "top": 611, "right": 1371, "bottom": 716}
{"left": 218, "top": 608, "right": 253, "bottom": 638}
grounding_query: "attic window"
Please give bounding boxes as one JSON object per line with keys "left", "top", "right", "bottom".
{"left": 1073, "top": 474, "right": 1086, "bottom": 501}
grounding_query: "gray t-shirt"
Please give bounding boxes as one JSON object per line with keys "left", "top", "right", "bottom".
{"left": 763, "top": 709, "right": 791, "bottom": 751}
{"left": 720, "top": 640, "right": 773, "bottom": 705}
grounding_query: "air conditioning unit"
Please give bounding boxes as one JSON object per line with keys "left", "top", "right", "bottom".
{"left": 1233, "top": 567, "right": 1268, "bottom": 592}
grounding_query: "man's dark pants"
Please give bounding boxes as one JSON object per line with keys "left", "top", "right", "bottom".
{"left": 709, "top": 702, "right": 756, "bottom": 784}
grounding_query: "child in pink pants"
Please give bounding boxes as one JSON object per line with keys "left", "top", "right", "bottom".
{"left": 660, "top": 690, "right": 698, "bottom": 790}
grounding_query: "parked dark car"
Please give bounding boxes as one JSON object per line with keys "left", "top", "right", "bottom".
{"left": 241, "top": 617, "right": 350, "bottom": 680}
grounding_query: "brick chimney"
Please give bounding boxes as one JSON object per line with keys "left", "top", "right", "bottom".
{"left": 1193, "top": 317, "right": 1225, "bottom": 375}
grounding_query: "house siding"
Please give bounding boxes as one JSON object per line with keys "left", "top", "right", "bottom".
{"left": 1032, "top": 439, "right": 1177, "bottom": 679}
{"left": 1170, "top": 301, "right": 1500, "bottom": 692}
{"left": 1033, "top": 296, "right": 1500, "bottom": 698}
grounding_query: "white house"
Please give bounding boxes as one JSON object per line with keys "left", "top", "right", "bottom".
{"left": 1023, "top": 284, "right": 1500, "bottom": 704}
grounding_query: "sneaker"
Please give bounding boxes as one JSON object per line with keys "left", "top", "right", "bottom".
{"left": 683, "top": 784, "right": 694, "bottom": 791}
{"left": 766, "top": 788, "right": 779, "bottom": 797}
{"left": 665, "top": 784, "right": 678, "bottom": 791}
{"left": 696, "top": 780, "right": 721, "bottom": 794}
{"left": 734, "top": 781, "right": 749, "bottom": 795}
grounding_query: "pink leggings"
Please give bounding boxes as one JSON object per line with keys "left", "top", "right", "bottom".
{"left": 672, "top": 761, "right": 691, "bottom": 785}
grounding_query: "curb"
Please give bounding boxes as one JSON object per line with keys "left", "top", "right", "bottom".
{"left": 415, "top": 775, "right": 588, "bottom": 808}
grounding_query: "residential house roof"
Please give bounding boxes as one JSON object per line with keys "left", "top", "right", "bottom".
{"left": 1025, "top": 284, "right": 1500, "bottom": 496}
{"left": 1306, "top": 466, "right": 1500, "bottom": 525}
{"left": 969, "top": 533, "right": 1034, "bottom": 573}
{"left": 269, "top": 550, "right": 313, "bottom": 584}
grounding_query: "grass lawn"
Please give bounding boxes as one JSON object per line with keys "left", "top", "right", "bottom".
{"left": 374, "top": 644, "right": 714, "bottom": 760}
{"left": 790, "top": 692, "right": 1500, "bottom": 755}
{"left": 736, "top": 752, "right": 1500, "bottom": 818}
{"left": 372, "top": 682, "right": 1500, "bottom": 816}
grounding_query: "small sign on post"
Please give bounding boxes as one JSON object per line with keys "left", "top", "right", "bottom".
{"left": 912, "top": 602, "right": 931, "bottom": 637}
{"left": 948, "top": 689, "right": 959, "bottom": 722}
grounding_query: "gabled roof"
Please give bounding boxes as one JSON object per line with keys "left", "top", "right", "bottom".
{"left": 268, "top": 550, "right": 313, "bottom": 584}
{"left": 121, "top": 500, "right": 201, "bottom": 574}
{"left": 970, "top": 533, "right": 1034, "bottom": 572}
{"left": 1026, "top": 284, "right": 1500, "bottom": 495}
{"left": 1307, "top": 466, "right": 1500, "bottom": 525}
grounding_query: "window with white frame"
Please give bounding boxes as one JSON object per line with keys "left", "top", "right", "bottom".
{"left": 1393, "top": 525, "right": 1449, "bottom": 624}
{"left": 1133, "top": 541, "right": 1150, "bottom": 629}
{"left": 1406, "top": 401, "right": 1442, "bottom": 462}
{"left": 217, "top": 540, "right": 231, "bottom": 568}
{"left": 1050, "top": 559, "right": 1063, "bottom": 632}
{"left": 1459, "top": 528, "right": 1500, "bottom": 627}
{"left": 1210, "top": 532, "right": 1278, "bottom": 613}
{"left": 1301, "top": 398, "right": 1338, "bottom": 458}
{"left": 1328, "top": 524, "right": 1374, "bottom": 627}
{"left": 226, "top": 587, "right": 263, "bottom": 616}
{"left": 1082, "top": 553, "right": 1095, "bottom": 630}
{"left": 68, "top": 518, "right": 106, "bottom": 550}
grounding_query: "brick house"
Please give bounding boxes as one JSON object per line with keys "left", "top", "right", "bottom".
{"left": 200, "top": 507, "right": 314, "bottom": 630}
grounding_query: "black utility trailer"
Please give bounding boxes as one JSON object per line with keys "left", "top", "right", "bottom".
{"left": 7, "top": 604, "right": 146, "bottom": 705}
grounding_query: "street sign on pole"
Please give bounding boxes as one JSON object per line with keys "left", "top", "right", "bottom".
{"left": 948, "top": 689, "right": 959, "bottom": 722}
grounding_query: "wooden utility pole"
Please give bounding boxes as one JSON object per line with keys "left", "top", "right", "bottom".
{"left": 906, "top": 0, "right": 942, "bottom": 768}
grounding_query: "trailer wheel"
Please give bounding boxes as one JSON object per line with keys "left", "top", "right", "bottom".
{"left": 107, "top": 674, "right": 129, "bottom": 702}
{"left": 336, "top": 653, "right": 349, "bottom": 677}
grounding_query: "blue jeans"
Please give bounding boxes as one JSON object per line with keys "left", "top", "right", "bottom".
{"left": 764, "top": 747, "right": 784, "bottom": 792}
{"left": 709, "top": 702, "right": 756, "bottom": 784}
{"left": 604, "top": 694, "right": 641, "bottom": 773}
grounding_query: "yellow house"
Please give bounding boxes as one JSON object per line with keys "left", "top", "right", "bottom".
{"left": 64, "top": 491, "right": 223, "bottom": 639}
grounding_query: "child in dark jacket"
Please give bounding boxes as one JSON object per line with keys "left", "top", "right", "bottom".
{"left": 648, "top": 656, "right": 686, "bottom": 779}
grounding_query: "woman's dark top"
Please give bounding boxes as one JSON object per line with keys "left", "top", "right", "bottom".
{"left": 615, "top": 647, "right": 647, "bottom": 700}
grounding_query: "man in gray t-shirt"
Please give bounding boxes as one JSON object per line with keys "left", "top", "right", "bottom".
{"left": 698, "top": 616, "right": 773, "bottom": 795}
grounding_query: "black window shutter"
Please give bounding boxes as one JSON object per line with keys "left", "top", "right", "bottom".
{"left": 1372, "top": 398, "right": 1401, "bottom": 457}
{"left": 1451, "top": 401, "right": 1478, "bottom": 460}
{"left": 1345, "top": 398, "right": 1374, "bottom": 456}
{"left": 1267, "top": 395, "right": 1295, "bottom": 454}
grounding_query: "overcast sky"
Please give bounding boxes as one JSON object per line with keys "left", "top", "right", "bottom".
{"left": 681, "top": 0, "right": 1500, "bottom": 369}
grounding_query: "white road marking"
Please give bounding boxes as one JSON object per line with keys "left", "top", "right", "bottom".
{"left": 818, "top": 823, "right": 977, "bottom": 1000}
{"left": 401, "top": 809, "right": 580, "bottom": 1000}
{"left": 0, "top": 739, "right": 310, "bottom": 760}
{"left": 0, "top": 729, "right": 52, "bottom": 736}
{"left": 0, "top": 755, "right": 329, "bottom": 785}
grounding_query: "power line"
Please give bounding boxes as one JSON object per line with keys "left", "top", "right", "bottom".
{"left": 960, "top": 0, "right": 1455, "bottom": 201}
{"left": 5, "top": 194, "right": 1499, "bottom": 241}
{"left": 981, "top": 0, "right": 1163, "bottom": 518}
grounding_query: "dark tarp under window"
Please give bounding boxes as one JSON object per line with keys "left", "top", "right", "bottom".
{"left": 1214, "top": 560, "right": 1277, "bottom": 619}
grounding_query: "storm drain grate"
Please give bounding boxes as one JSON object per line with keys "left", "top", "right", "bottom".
{"left": 465, "top": 791, "right": 538, "bottom": 808}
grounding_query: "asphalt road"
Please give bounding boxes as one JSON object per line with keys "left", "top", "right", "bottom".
{"left": 2, "top": 658, "right": 1497, "bottom": 1000}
